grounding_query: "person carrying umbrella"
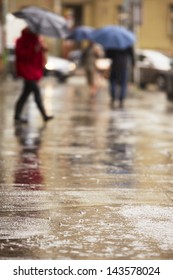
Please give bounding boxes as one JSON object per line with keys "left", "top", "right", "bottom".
{"left": 82, "top": 40, "right": 104, "bottom": 96}
{"left": 89, "top": 25, "right": 136, "bottom": 107}
{"left": 106, "top": 46, "right": 135, "bottom": 108}
{"left": 14, "top": 27, "right": 54, "bottom": 123}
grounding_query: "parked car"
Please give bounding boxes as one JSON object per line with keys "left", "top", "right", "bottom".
{"left": 5, "top": 46, "right": 77, "bottom": 82}
{"left": 44, "top": 56, "right": 76, "bottom": 82}
{"left": 136, "top": 49, "right": 173, "bottom": 90}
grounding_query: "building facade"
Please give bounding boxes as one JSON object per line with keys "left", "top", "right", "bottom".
{"left": 138, "top": 0, "right": 173, "bottom": 55}
{"left": 1, "top": 0, "right": 173, "bottom": 74}
{"left": 60, "top": 0, "right": 173, "bottom": 55}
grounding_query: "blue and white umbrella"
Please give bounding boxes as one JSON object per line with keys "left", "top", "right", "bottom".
{"left": 67, "top": 25, "right": 94, "bottom": 41}
{"left": 13, "top": 6, "right": 69, "bottom": 38}
{"left": 89, "top": 25, "right": 135, "bottom": 50}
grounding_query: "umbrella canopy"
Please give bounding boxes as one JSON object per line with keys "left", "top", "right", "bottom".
{"left": 67, "top": 25, "right": 94, "bottom": 41}
{"left": 89, "top": 25, "right": 135, "bottom": 50}
{"left": 13, "top": 6, "right": 69, "bottom": 38}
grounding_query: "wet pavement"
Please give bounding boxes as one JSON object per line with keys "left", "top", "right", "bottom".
{"left": 0, "top": 75, "right": 173, "bottom": 260}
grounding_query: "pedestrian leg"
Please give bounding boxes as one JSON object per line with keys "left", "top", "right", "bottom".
{"left": 86, "top": 69, "right": 96, "bottom": 96}
{"left": 32, "top": 81, "right": 54, "bottom": 122}
{"left": 14, "top": 80, "right": 31, "bottom": 122}
{"left": 109, "top": 77, "right": 116, "bottom": 104}
{"left": 119, "top": 71, "right": 128, "bottom": 108}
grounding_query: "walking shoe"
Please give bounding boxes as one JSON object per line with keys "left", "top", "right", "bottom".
{"left": 44, "top": 115, "right": 54, "bottom": 122}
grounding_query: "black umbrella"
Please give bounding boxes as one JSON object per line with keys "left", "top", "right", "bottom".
{"left": 13, "top": 6, "right": 69, "bottom": 38}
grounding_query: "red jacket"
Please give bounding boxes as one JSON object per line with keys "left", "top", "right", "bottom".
{"left": 15, "top": 28, "right": 45, "bottom": 81}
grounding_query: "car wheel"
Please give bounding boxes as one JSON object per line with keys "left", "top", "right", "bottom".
{"left": 57, "top": 74, "right": 67, "bottom": 83}
{"left": 155, "top": 75, "right": 166, "bottom": 90}
{"left": 44, "top": 69, "right": 49, "bottom": 76}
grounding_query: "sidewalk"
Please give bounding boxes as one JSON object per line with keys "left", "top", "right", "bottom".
{"left": 0, "top": 76, "right": 173, "bottom": 260}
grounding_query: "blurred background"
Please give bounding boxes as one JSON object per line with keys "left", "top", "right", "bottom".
{"left": 0, "top": 0, "right": 173, "bottom": 61}
{"left": 1, "top": 0, "right": 173, "bottom": 93}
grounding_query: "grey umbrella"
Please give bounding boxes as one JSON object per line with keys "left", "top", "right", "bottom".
{"left": 13, "top": 6, "right": 69, "bottom": 38}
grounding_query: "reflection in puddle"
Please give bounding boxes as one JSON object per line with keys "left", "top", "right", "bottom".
{"left": 14, "top": 124, "right": 45, "bottom": 189}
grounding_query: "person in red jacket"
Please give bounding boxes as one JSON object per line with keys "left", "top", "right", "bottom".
{"left": 14, "top": 27, "right": 54, "bottom": 123}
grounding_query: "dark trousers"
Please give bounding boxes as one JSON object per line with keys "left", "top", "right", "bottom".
{"left": 109, "top": 70, "right": 128, "bottom": 102}
{"left": 14, "top": 80, "right": 47, "bottom": 120}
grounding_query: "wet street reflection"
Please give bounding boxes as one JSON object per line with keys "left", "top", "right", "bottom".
{"left": 0, "top": 77, "right": 173, "bottom": 259}
{"left": 14, "top": 124, "right": 44, "bottom": 188}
